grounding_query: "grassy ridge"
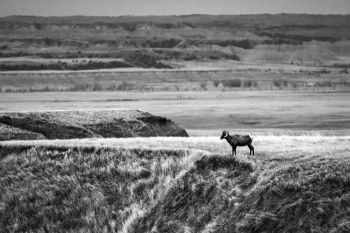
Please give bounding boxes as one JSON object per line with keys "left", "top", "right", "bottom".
{"left": 1, "top": 136, "right": 350, "bottom": 232}
{"left": 0, "top": 110, "right": 189, "bottom": 140}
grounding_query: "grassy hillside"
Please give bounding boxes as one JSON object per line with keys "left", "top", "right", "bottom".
{"left": 0, "top": 122, "right": 45, "bottom": 141}
{"left": 0, "top": 110, "right": 188, "bottom": 140}
{"left": 1, "top": 135, "right": 350, "bottom": 232}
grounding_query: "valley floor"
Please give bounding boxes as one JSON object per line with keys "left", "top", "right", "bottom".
{"left": 1, "top": 91, "right": 350, "bottom": 130}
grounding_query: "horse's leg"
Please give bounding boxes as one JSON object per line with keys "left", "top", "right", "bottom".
{"left": 248, "top": 144, "right": 254, "bottom": 156}
{"left": 232, "top": 146, "right": 236, "bottom": 156}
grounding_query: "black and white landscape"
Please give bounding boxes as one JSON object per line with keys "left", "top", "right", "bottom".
{"left": 0, "top": 0, "right": 350, "bottom": 232}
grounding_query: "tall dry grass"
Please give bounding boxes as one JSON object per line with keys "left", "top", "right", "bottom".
{"left": 1, "top": 135, "right": 350, "bottom": 232}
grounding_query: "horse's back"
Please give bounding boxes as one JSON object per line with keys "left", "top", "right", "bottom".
{"left": 235, "top": 134, "right": 252, "bottom": 146}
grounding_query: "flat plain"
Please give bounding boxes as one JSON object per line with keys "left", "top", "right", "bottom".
{"left": 1, "top": 91, "right": 350, "bottom": 131}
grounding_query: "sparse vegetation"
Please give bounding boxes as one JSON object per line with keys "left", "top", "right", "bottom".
{"left": 340, "top": 68, "right": 349, "bottom": 74}
{"left": 1, "top": 67, "right": 347, "bottom": 93}
{"left": 92, "top": 82, "right": 103, "bottom": 91}
{"left": 69, "top": 83, "right": 90, "bottom": 91}
{"left": 243, "top": 80, "right": 257, "bottom": 88}
{"left": 0, "top": 44, "right": 9, "bottom": 50}
{"left": 0, "top": 60, "right": 134, "bottom": 71}
{"left": 273, "top": 79, "right": 291, "bottom": 89}
{"left": 117, "top": 81, "right": 135, "bottom": 91}
{"left": 222, "top": 79, "right": 242, "bottom": 88}
{"left": 200, "top": 81, "right": 207, "bottom": 90}
{"left": 213, "top": 80, "right": 221, "bottom": 88}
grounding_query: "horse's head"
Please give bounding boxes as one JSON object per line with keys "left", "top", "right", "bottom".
{"left": 220, "top": 130, "right": 229, "bottom": 140}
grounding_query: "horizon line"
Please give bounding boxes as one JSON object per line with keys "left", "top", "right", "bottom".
{"left": 1, "top": 12, "right": 350, "bottom": 18}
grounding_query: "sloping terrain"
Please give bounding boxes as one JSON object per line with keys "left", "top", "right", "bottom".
{"left": 133, "top": 155, "right": 350, "bottom": 233}
{"left": 0, "top": 136, "right": 349, "bottom": 232}
{"left": 0, "top": 110, "right": 188, "bottom": 140}
{"left": 0, "top": 122, "right": 45, "bottom": 140}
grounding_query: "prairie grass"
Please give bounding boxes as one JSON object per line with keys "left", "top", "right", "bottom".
{"left": 0, "top": 145, "right": 205, "bottom": 232}
{"left": 1, "top": 135, "right": 350, "bottom": 232}
{"left": 1, "top": 135, "right": 349, "bottom": 156}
